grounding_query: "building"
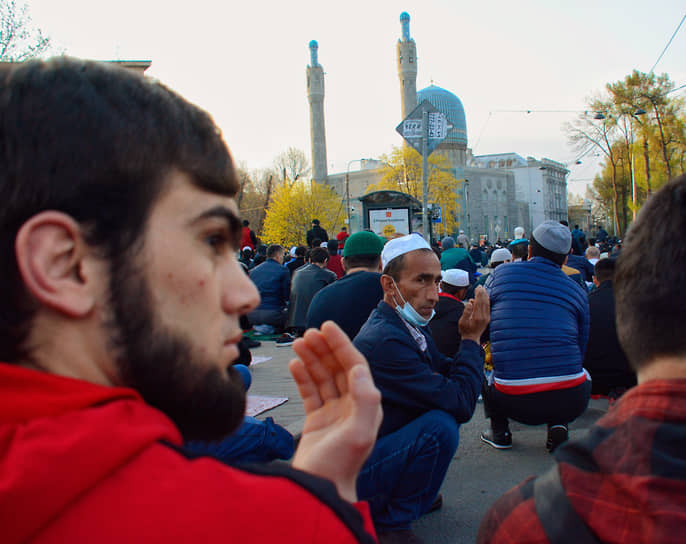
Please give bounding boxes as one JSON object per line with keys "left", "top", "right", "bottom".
{"left": 307, "top": 12, "right": 569, "bottom": 243}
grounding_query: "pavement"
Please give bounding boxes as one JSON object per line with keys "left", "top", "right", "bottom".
{"left": 247, "top": 338, "right": 609, "bottom": 544}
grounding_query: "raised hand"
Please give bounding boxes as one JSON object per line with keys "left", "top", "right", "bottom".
{"left": 289, "top": 321, "right": 382, "bottom": 503}
{"left": 459, "top": 286, "right": 490, "bottom": 343}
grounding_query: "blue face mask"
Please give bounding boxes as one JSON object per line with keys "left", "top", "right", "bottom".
{"left": 391, "top": 279, "right": 435, "bottom": 327}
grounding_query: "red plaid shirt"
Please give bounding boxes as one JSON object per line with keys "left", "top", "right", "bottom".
{"left": 478, "top": 380, "right": 686, "bottom": 543}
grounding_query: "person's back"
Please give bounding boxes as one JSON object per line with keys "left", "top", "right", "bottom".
{"left": 429, "top": 269, "right": 470, "bottom": 358}
{"left": 490, "top": 258, "right": 588, "bottom": 383}
{"left": 583, "top": 258, "right": 636, "bottom": 397}
{"left": 288, "top": 248, "right": 336, "bottom": 332}
{"left": 306, "top": 231, "right": 385, "bottom": 340}
{"left": 249, "top": 247, "right": 290, "bottom": 310}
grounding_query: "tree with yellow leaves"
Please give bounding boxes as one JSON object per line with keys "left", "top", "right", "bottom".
{"left": 262, "top": 181, "right": 344, "bottom": 247}
{"left": 366, "top": 146, "right": 462, "bottom": 237}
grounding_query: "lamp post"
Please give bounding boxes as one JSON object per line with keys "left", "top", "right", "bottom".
{"left": 345, "top": 159, "right": 368, "bottom": 229}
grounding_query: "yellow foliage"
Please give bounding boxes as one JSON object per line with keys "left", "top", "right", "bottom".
{"left": 262, "top": 181, "right": 344, "bottom": 247}
{"left": 366, "top": 146, "right": 462, "bottom": 236}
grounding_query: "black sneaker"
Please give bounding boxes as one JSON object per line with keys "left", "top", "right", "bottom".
{"left": 546, "top": 424, "right": 568, "bottom": 453}
{"left": 244, "top": 337, "right": 262, "bottom": 349}
{"left": 275, "top": 333, "right": 296, "bottom": 347}
{"left": 480, "top": 428, "right": 513, "bottom": 449}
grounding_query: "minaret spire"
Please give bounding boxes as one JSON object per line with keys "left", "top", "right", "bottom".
{"left": 397, "top": 12, "right": 418, "bottom": 119}
{"left": 307, "top": 40, "right": 328, "bottom": 183}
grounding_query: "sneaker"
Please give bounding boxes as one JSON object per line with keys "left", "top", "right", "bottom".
{"left": 480, "top": 428, "right": 513, "bottom": 449}
{"left": 377, "top": 529, "right": 425, "bottom": 544}
{"left": 275, "top": 333, "right": 296, "bottom": 347}
{"left": 244, "top": 337, "right": 262, "bottom": 349}
{"left": 546, "top": 424, "right": 568, "bottom": 453}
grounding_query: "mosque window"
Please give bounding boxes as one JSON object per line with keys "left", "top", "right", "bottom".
{"left": 409, "top": 56, "right": 414, "bottom": 63}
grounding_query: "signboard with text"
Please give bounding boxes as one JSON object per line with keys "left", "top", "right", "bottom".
{"left": 396, "top": 100, "right": 453, "bottom": 156}
{"left": 369, "top": 208, "right": 410, "bottom": 238}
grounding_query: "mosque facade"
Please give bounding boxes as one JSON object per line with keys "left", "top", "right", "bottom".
{"left": 310, "top": 12, "right": 568, "bottom": 243}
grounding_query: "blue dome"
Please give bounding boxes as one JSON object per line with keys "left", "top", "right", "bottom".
{"left": 309, "top": 40, "right": 318, "bottom": 49}
{"left": 416, "top": 84, "right": 467, "bottom": 146}
{"left": 400, "top": 12, "right": 410, "bottom": 21}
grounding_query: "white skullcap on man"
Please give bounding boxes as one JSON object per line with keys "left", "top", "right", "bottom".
{"left": 441, "top": 269, "right": 470, "bottom": 287}
{"left": 490, "top": 248, "right": 513, "bottom": 265}
{"left": 381, "top": 233, "right": 432, "bottom": 270}
{"left": 514, "top": 226, "right": 525, "bottom": 239}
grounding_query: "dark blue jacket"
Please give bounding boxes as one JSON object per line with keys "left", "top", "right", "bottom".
{"left": 488, "top": 257, "right": 590, "bottom": 391}
{"left": 354, "top": 301, "right": 483, "bottom": 437}
{"left": 566, "top": 254, "right": 594, "bottom": 284}
{"left": 249, "top": 259, "right": 290, "bottom": 311}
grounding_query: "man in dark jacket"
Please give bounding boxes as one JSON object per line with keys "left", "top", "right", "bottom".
{"left": 429, "top": 269, "right": 470, "bottom": 357}
{"left": 481, "top": 221, "right": 591, "bottom": 453}
{"left": 286, "top": 245, "right": 307, "bottom": 278}
{"left": 306, "top": 218, "right": 329, "bottom": 247}
{"left": 286, "top": 247, "right": 336, "bottom": 338}
{"left": 583, "top": 257, "right": 636, "bottom": 397}
{"left": 354, "top": 234, "right": 490, "bottom": 543}
{"left": 247, "top": 244, "right": 290, "bottom": 332}
{"left": 306, "top": 231, "right": 385, "bottom": 340}
{"left": 478, "top": 174, "right": 686, "bottom": 544}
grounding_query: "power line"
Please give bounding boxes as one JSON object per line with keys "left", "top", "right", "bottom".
{"left": 650, "top": 13, "right": 686, "bottom": 74}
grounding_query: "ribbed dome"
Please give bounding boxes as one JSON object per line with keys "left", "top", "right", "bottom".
{"left": 416, "top": 84, "right": 467, "bottom": 146}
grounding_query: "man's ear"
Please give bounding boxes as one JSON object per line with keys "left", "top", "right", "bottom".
{"left": 380, "top": 274, "right": 396, "bottom": 296}
{"left": 15, "top": 211, "right": 98, "bottom": 317}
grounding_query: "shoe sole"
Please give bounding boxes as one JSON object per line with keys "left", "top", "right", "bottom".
{"left": 275, "top": 343, "right": 294, "bottom": 347}
{"left": 480, "top": 434, "right": 512, "bottom": 449}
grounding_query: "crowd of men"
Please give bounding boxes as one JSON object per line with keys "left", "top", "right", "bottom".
{"left": 1, "top": 57, "right": 685, "bottom": 544}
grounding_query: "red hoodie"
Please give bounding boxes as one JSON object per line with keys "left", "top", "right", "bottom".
{"left": 0, "top": 363, "right": 376, "bottom": 543}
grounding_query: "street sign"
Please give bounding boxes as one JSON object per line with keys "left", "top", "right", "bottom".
{"left": 396, "top": 100, "right": 453, "bottom": 157}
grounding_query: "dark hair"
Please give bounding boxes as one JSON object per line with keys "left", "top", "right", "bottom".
{"left": 343, "top": 254, "right": 381, "bottom": 271}
{"left": 615, "top": 174, "right": 686, "bottom": 370}
{"left": 311, "top": 218, "right": 320, "bottom": 225}
{"left": 310, "top": 247, "right": 329, "bottom": 264}
{"left": 382, "top": 248, "right": 434, "bottom": 280}
{"left": 530, "top": 236, "right": 566, "bottom": 266}
{"left": 341, "top": 226, "right": 347, "bottom": 231}
{"left": 327, "top": 239, "right": 338, "bottom": 255}
{"left": 0, "top": 57, "right": 236, "bottom": 362}
{"left": 559, "top": 220, "right": 569, "bottom": 227}
{"left": 266, "top": 244, "right": 284, "bottom": 259}
{"left": 439, "top": 282, "right": 462, "bottom": 296}
{"left": 510, "top": 242, "right": 528, "bottom": 261}
{"left": 241, "top": 248, "right": 253, "bottom": 259}
{"left": 295, "top": 245, "right": 307, "bottom": 257}
{"left": 593, "top": 258, "right": 615, "bottom": 284}
{"left": 242, "top": 220, "right": 250, "bottom": 227}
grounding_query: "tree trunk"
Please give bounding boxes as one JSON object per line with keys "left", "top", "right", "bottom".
{"left": 652, "top": 102, "right": 672, "bottom": 179}
{"left": 643, "top": 138, "right": 652, "bottom": 196}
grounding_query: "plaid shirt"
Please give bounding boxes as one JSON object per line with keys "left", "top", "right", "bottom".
{"left": 478, "top": 380, "right": 686, "bottom": 543}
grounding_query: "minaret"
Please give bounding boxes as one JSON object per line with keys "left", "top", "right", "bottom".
{"left": 397, "top": 12, "right": 417, "bottom": 118}
{"left": 307, "top": 40, "right": 328, "bottom": 183}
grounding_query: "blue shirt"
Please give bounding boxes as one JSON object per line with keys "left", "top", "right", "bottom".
{"left": 249, "top": 259, "right": 290, "bottom": 311}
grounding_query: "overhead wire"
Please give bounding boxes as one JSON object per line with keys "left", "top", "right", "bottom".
{"left": 649, "top": 14, "right": 686, "bottom": 74}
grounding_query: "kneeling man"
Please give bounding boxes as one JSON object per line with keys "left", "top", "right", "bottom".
{"left": 354, "top": 234, "right": 489, "bottom": 543}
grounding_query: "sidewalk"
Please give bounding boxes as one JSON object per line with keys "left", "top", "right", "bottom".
{"left": 245, "top": 338, "right": 609, "bottom": 543}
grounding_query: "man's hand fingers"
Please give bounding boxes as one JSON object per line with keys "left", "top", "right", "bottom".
{"left": 289, "top": 358, "right": 324, "bottom": 413}
{"left": 292, "top": 334, "right": 341, "bottom": 402}
{"left": 320, "top": 321, "right": 369, "bottom": 372}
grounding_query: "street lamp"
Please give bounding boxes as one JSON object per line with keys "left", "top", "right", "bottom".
{"left": 345, "top": 159, "right": 369, "bottom": 229}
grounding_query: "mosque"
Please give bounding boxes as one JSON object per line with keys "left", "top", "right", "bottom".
{"left": 307, "top": 12, "right": 569, "bottom": 242}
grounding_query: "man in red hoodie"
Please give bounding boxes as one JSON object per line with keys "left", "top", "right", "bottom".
{"left": 0, "top": 57, "right": 381, "bottom": 543}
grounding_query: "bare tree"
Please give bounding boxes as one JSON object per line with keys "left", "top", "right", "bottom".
{"left": 273, "top": 147, "right": 310, "bottom": 187}
{"left": 0, "top": 0, "right": 51, "bottom": 61}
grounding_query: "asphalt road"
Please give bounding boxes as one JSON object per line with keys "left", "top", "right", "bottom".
{"left": 248, "top": 340, "right": 608, "bottom": 544}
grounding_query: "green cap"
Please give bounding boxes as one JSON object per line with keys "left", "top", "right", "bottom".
{"left": 343, "top": 231, "right": 386, "bottom": 257}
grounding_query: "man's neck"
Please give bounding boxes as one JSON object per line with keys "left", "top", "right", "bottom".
{"left": 638, "top": 356, "right": 686, "bottom": 384}
{"left": 344, "top": 267, "right": 377, "bottom": 275}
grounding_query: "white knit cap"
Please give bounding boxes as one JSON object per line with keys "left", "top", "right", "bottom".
{"left": 490, "top": 248, "right": 513, "bottom": 264}
{"left": 381, "top": 233, "right": 432, "bottom": 269}
{"left": 441, "top": 269, "right": 470, "bottom": 287}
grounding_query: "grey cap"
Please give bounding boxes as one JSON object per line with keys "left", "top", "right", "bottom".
{"left": 532, "top": 221, "right": 572, "bottom": 254}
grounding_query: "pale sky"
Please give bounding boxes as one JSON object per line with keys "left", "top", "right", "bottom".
{"left": 27, "top": 0, "right": 686, "bottom": 196}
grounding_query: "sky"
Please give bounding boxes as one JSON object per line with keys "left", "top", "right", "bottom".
{"left": 26, "top": 0, "right": 686, "bottom": 196}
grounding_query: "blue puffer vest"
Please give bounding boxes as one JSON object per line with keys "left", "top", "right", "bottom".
{"left": 488, "top": 258, "right": 589, "bottom": 388}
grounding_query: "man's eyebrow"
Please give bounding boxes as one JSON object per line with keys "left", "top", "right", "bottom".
{"left": 416, "top": 273, "right": 439, "bottom": 281}
{"left": 189, "top": 206, "right": 243, "bottom": 245}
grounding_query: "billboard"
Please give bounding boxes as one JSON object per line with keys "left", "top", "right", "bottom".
{"left": 369, "top": 208, "right": 410, "bottom": 238}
